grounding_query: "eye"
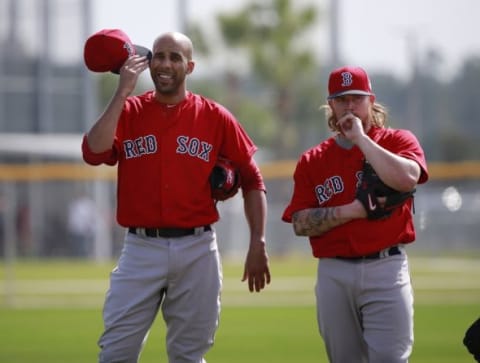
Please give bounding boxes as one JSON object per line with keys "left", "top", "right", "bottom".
{"left": 152, "top": 53, "right": 164, "bottom": 61}
{"left": 171, "top": 54, "right": 183, "bottom": 62}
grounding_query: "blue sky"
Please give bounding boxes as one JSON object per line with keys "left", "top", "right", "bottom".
{"left": 93, "top": 0, "right": 480, "bottom": 81}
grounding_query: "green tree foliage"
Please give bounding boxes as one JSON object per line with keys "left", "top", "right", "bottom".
{"left": 216, "top": 0, "right": 323, "bottom": 158}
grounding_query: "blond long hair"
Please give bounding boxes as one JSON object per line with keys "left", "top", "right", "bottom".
{"left": 321, "top": 102, "right": 389, "bottom": 133}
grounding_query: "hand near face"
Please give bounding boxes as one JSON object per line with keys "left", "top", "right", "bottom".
{"left": 337, "top": 112, "right": 366, "bottom": 143}
{"left": 117, "top": 55, "right": 150, "bottom": 97}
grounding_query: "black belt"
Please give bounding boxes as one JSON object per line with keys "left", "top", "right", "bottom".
{"left": 335, "top": 246, "right": 402, "bottom": 261}
{"left": 128, "top": 225, "right": 211, "bottom": 238}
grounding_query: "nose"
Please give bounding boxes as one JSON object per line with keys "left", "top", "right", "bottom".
{"left": 344, "top": 97, "right": 356, "bottom": 110}
{"left": 158, "top": 58, "right": 171, "bottom": 68}
{"left": 344, "top": 101, "right": 354, "bottom": 111}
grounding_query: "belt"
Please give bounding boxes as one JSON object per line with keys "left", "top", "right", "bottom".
{"left": 335, "top": 245, "right": 402, "bottom": 261}
{"left": 128, "top": 225, "right": 211, "bottom": 238}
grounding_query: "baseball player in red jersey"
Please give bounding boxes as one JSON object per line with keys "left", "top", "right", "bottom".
{"left": 282, "top": 66, "right": 428, "bottom": 363}
{"left": 82, "top": 30, "right": 271, "bottom": 363}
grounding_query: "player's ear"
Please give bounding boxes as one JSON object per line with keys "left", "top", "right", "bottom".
{"left": 186, "top": 60, "right": 195, "bottom": 75}
{"left": 369, "top": 94, "right": 376, "bottom": 103}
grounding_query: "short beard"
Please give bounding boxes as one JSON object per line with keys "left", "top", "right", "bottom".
{"left": 153, "top": 80, "right": 178, "bottom": 96}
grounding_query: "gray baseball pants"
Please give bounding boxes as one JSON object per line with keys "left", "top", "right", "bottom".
{"left": 98, "top": 228, "right": 222, "bottom": 363}
{"left": 315, "top": 249, "right": 413, "bottom": 363}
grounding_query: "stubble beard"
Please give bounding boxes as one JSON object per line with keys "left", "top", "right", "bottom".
{"left": 153, "top": 79, "right": 178, "bottom": 96}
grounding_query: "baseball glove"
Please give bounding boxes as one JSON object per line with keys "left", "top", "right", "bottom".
{"left": 464, "top": 317, "right": 480, "bottom": 362}
{"left": 356, "top": 160, "right": 416, "bottom": 220}
{"left": 209, "top": 158, "right": 241, "bottom": 201}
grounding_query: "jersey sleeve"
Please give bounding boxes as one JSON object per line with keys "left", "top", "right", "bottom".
{"left": 82, "top": 98, "right": 136, "bottom": 167}
{"left": 81, "top": 134, "right": 118, "bottom": 166}
{"left": 215, "top": 103, "right": 258, "bottom": 164}
{"left": 382, "top": 129, "right": 429, "bottom": 184}
{"left": 281, "top": 155, "right": 318, "bottom": 223}
{"left": 211, "top": 102, "right": 265, "bottom": 193}
{"left": 238, "top": 157, "right": 266, "bottom": 195}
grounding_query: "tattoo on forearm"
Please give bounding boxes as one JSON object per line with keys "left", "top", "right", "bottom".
{"left": 292, "top": 207, "right": 343, "bottom": 236}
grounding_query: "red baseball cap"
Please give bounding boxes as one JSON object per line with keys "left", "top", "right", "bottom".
{"left": 83, "top": 29, "right": 152, "bottom": 74}
{"left": 327, "top": 66, "right": 374, "bottom": 99}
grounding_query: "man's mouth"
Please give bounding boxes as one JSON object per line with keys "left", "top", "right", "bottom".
{"left": 157, "top": 73, "right": 173, "bottom": 82}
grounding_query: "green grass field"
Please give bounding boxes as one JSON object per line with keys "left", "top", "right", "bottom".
{"left": 0, "top": 255, "right": 479, "bottom": 363}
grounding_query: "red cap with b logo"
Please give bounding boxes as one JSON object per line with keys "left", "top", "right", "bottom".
{"left": 327, "top": 66, "right": 374, "bottom": 99}
{"left": 83, "top": 29, "right": 151, "bottom": 74}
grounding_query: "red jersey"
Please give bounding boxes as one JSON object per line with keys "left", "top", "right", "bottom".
{"left": 83, "top": 91, "right": 262, "bottom": 228}
{"left": 282, "top": 127, "right": 429, "bottom": 258}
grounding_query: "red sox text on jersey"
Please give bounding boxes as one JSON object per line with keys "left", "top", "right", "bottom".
{"left": 315, "top": 171, "right": 362, "bottom": 204}
{"left": 123, "top": 134, "right": 213, "bottom": 162}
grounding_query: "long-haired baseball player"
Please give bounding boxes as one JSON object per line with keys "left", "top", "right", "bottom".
{"left": 282, "top": 66, "right": 428, "bottom": 362}
{"left": 82, "top": 30, "right": 271, "bottom": 363}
